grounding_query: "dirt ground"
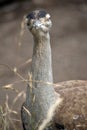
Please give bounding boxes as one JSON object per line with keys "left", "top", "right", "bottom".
{"left": 0, "top": 1, "right": 87, "bottom": 129}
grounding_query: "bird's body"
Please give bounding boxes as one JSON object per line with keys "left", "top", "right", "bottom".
{"left": 21, "top": 10, "right": 87, "bottom": 130}
{"left": 54, "top": 80, "right": 87, "bottom": 130}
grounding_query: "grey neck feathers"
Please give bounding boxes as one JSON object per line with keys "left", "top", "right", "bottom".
{"left": 31, "top": 33, "right": 53, "bottom": 86}
{"left": 27, "top": 32, "right": 56, "bottom": 123}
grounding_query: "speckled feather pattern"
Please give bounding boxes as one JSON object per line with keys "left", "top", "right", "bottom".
{"left": 54, "top": 80, "right": 87, "bottom": 130}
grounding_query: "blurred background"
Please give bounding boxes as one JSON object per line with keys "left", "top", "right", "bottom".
{"left": 0, "top": 0, "right": 87, "bottom": 129}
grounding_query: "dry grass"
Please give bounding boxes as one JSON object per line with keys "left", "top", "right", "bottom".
{"left": 0, "top": 60, "right": 28, "bottom": 130}
{"left": 0, "top": 94, "right": 25, "bottom": 130}
{"left": 0, "top": 16, "right": 27, "bottom": 130}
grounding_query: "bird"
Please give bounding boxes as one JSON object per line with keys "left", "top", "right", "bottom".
{"left": 21, "top": 10, "right": 87, "bottom": 130}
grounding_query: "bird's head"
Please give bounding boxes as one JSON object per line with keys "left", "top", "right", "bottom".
{"left": 25, "top": 10, "right": 52, "bottom": 37}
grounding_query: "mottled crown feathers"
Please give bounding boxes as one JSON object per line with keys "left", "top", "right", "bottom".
{"left": 26, "top": 10, "right": 47, "bottom": 20}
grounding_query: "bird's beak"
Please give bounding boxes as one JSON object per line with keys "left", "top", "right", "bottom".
{"left": 33, "top": 20, "right": 42, "bottom": 29}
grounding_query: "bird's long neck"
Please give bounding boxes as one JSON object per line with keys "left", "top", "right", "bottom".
{"left": 31, "top": 33, "right": 53, "bottom": 85}
{"left": 31, "top": 32, "right": 56, "bottom": 113}
{"left": 26, "top": 32, "right": 56, "bottom": 128}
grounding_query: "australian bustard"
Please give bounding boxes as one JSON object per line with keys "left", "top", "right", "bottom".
{"left": 21, "top": 10, "right": 87, "bottom": 130}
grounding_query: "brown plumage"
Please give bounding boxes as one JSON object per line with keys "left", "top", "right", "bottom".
{"left": 54, "top": 80, "right": 87, "bottom": 130}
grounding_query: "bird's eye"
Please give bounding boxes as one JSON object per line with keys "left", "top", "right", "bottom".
{"left": 26, "top": 12, "right": 35, "bottom": 20}
{"left": 38, "top": 10, "right": 47, "bottom": 18}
